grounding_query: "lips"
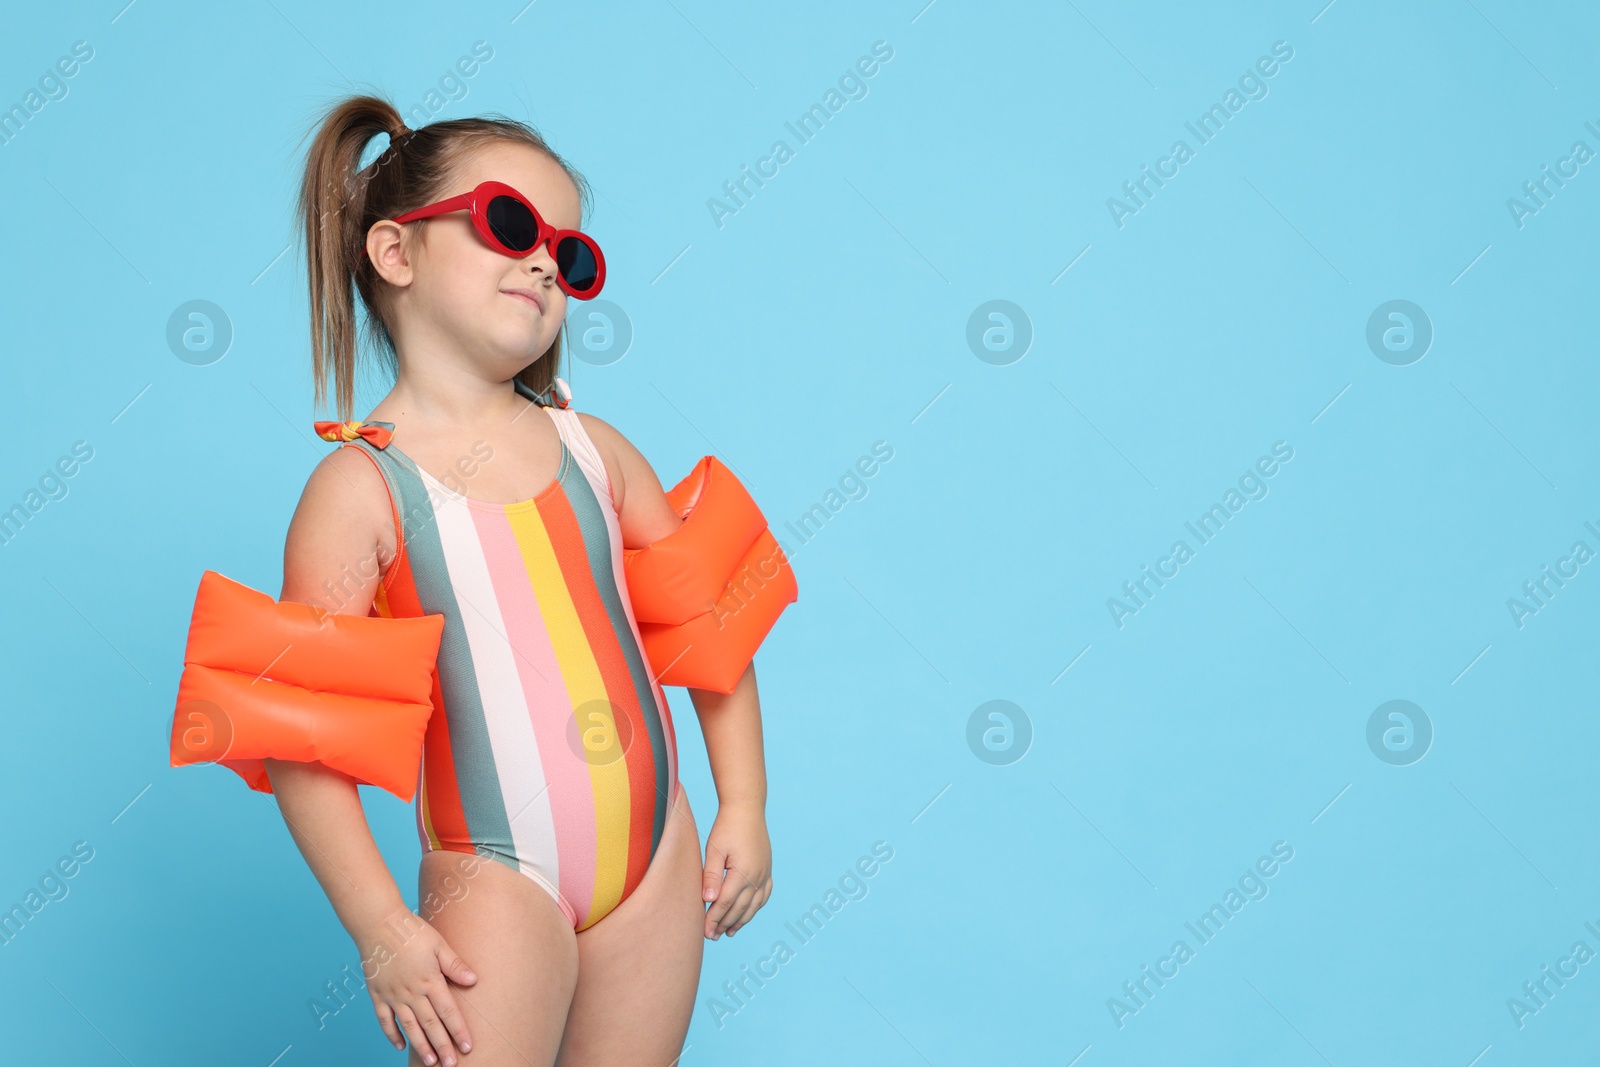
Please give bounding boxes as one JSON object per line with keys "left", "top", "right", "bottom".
{"left": 502, "top": 289, "right": 543, "bottom": 313}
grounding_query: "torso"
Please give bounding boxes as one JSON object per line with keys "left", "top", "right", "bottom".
{"left": 336, "top": 399, "right": 679, "bottom": 932}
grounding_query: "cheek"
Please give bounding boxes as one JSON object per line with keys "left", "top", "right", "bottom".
{"left": 426, "top": 254, "right": 500, "bottom": 310}
{"left": 546, "top": 287, "right": 569, "bottom": 320}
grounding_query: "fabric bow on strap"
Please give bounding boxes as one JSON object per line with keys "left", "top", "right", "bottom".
{"left": 313, "top": 420, "right": 395, "bottom": 449}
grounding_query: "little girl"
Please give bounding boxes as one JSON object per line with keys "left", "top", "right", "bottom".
{"left": 265, "top": 95, "right": 779, "bottom": 1066}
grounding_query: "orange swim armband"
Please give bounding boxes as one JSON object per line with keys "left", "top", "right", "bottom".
{"left": 169, "top": 570, "right": 445, "bottom": 802}
{"left": 624, "top": 456, "right": 798, "bottom": 694}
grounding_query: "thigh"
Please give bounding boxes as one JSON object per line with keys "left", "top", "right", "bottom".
{"left": 556, "top": 783, "right": 706, "bottom": 1067}
{"left": 412, "top": 849, "right": 579, "bottom": 1067}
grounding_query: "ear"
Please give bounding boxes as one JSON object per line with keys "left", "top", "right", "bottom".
{"left": 366, "top": 219, "right": 416, "bottom": 288}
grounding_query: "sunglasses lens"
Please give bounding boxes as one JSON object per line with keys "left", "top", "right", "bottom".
{"left": 486, "top": 195, "right": 538, "bottom": 252}
{"left": 556, "top": 236, "right": 599, "bottom": 293}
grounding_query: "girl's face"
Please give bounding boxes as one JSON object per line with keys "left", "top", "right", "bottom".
{"left": 375, "top": 140, "right": 584, "bottom": 382}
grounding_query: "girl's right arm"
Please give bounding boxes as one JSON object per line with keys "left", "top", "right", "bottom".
{"left": 264, "top": 445, "right": 477, "bottom": 1066}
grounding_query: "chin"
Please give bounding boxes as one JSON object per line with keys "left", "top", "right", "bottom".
{"left": 484, "top": 322, "right": 557, "bottom": 363}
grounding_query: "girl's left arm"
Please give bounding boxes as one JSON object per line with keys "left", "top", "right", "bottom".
{"left": 578, "top": 413, "right": 775, "bottom": 939}
{"left": 687, "top": 663, "right": 772, "bottom": 939}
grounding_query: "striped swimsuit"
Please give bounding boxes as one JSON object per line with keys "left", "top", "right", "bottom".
{"left": 328, "top": 385, "right": 679, "bottom": 931}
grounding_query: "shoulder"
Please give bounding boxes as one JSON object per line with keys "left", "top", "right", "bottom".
{"left": 301, "top": 441, "right": 391, "bottom": 510}
{"left": 281, "top": 444, "right": 395, "bottom": 608}
{"left": 569, "top": 409, "right": 681, "bottom": 547}
{"left": 572, "top": 409, "right": 626, "bottom": 455}
{"left": 571, "top": 410, "right": 646, "bottom": 503}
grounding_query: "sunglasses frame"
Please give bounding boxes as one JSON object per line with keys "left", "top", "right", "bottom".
{"left": 372, "top": 180, "right": 606, "bottom": 299}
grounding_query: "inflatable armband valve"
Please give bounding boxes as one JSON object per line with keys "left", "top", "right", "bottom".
{"left": 169, "top": 570, "right": 445, "bottom": 802}
{"left": 623, "top": 456, "right": 797, "bottom": 694}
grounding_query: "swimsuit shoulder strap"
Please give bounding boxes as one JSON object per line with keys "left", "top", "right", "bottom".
{"left": 542, "top": 406, "right": 613, "bottom": 504}
{"left": 311, "top": 419, "right": 408, "bottom": 598}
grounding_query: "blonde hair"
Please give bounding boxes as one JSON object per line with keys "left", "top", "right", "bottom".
{"left": 293, "top": 93, "right": 594, "bottom": 419}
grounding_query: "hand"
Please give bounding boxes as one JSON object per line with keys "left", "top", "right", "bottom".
{"left": 354, "top": 903, "right": 478, "bottom": 1065}
{"left": 702, "top": 801, "right": 772, "bottom": 939}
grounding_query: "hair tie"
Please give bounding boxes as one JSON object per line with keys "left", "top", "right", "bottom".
{"left": 511, "top": 375, "right": 570, "bottom": 408}
{"left": 530, "top": 376, "right": 572, "bottom": 409}
{"left": 383, "top": 124, "right": 412, "bottom": 158}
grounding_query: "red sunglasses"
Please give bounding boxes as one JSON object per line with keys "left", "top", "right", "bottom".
{"left": 365, "top": 180, "right": 606, "bottom": 299}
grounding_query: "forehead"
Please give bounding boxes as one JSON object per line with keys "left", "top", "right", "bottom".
{"left": 452, "top": 140, "right": 581, "bottom": 229}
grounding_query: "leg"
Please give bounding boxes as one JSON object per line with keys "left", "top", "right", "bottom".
{"left": 411, "top": 848, "right": 579, "bottom": 1067}
{"left": 555, "top": 783, "right": 706, "bottom": 1066}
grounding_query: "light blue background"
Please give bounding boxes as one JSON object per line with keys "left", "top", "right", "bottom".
{"left": 1, "top": 1, "right": 1596, "bottom": 1063}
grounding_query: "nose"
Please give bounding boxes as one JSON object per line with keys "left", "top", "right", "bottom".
{"left": 521, "top": 237, "right": 559, "bottom": 282}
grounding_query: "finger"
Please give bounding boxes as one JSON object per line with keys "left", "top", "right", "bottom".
{"left": 428, "top": 986, "right": 474, "bottom": 1057}
{"left": 727, "top": 875, "right": 774, "bottom": 932}
{"left": 374, "top": 1002, "right": 406, "bottom": 1051}
{"left": 726, "top": 886, "right": 761, "bottom": 932}
{"left": 708, "top": 883, "right": 755, "bottom": 935}
{"left": 702, "top": 853, "right": 727, "bottom": 903}
{"left": 394, "top": 1004, "right": 441, "bottom": 1066}
{"left": 437, "top": 945, "right": 479, "bottom": 988}
{"left": 705, "top": 888, "right": 737, "bottom": 932}
{"left": 728, "top": 885, "right": 772, "bottom": 935}
{"left": 709, "top": 862, "right": 760, "bottom": 925}
{"left": 413, "top": 995, "right": 461, "bottom": 1067}
{"left": 721, "top": 901, "right": 751, "bottom": 936}
{"left": 708, "top": 865, "right": 751, "bottom": 916}
{"left": 726, "top": 888, "right": 764, "bottom": 934}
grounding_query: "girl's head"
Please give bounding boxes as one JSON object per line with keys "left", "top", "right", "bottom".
{"left": 296, "top": 94, "right": 594, "bottom": 419}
